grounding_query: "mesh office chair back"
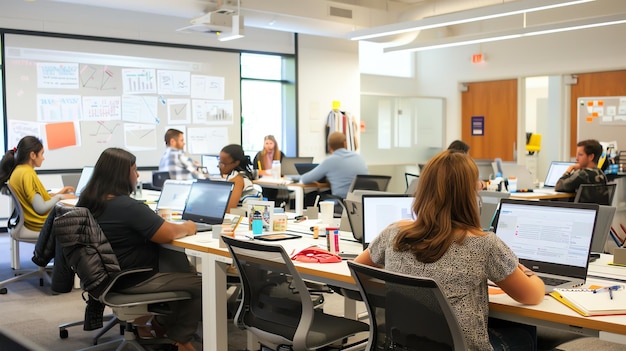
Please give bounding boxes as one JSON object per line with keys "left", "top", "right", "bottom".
{"left": 222, "top": 236, "right": 368, "bottom": 351}
{"left": 574, "top": 183, "right": 616, "bottom": 206}
{"left": 348, "top": 261, "right": 467, "bottom": 351}
{"left": 349, "top": 175, "right": 392, "bottom": 193}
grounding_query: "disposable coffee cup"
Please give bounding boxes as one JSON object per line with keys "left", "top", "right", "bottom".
{"left": 507, "top": 176, "right": 518, "bottom": 192}
{"left": 158, "top": 207, "right": 172, "bottom": 221}
{"left": 319, "top": 201, "right": 334, "bottom": 225}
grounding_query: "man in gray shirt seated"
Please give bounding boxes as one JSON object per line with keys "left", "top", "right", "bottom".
{"left": 300, "top": 132, "right": 368, "bottom": 199}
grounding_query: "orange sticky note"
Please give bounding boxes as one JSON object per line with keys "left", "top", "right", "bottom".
{"left": 586, "top": 117, "right": 593, "bottom": 122}
{"left": 598, "top": 101, "right": 604, "bottom": 106}
{"left": 45, "top": 122, "right": 77, "bottom": 150}
{"left": 592, "top": 112, "right": 598, "bottom": 117}
{"left": 587, "top": 101, "right": 594, "bottom": 106}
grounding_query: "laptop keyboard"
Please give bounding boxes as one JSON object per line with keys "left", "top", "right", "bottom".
{"left": 539, "top": 276, "right": 569, "bottom": 287}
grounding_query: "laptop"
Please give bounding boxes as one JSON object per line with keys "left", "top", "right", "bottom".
{"left": 177, "top": 179, "right": 234, "bottom": 232}
{"left": 61, "top": 173, "right": 81, "bottom": 189}
{"left": 201, "top": 154, "right": 220, "bottom": 178}
{"left": 590, "top": 205, "right": 616, "bottom": 254}
{"left": 478, "top": 190, "right": 510, "bottom": 231}
{"left": 282, "top": 157, "right": 314, "bottom": 181}
{"left": 294, "top": 163, "right": 318, "bottom": 175}
{"left": 343, "top": 190, "right": 395, "bottom": 241}
{"left": 362, "top": 194, "right": 414, "bottom": 250}
{"left": 494, "top": 199, "right": 599, "bottom": 293}
{"left": 543, "top": 161, "right": 575, "bottom": 188}
{"left": 155, "top": 179, "right": 194, "bottom": 213}
{"left": 75, "top": 166, "right": 95, "bottom": 196}
{"left": 491, "top": 162, "right": 535, "bottom": 189}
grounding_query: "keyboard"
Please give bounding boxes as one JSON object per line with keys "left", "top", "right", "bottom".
{"left": 539, "top": 276, "right": 570, "bottom": 287}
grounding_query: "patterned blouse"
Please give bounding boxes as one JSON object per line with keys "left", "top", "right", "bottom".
{"left": 368, "top": 223, "right": 518, "bottom": 351}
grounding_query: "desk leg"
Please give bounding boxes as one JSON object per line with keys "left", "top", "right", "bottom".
{"left": 201, "top": 254, "right": 228, "bottom": 351}
{"left": 288, "top": 186, "right": 304, "bottom": 216}
{"left": 344, "top": 297, "right": 357, "bottom": 319}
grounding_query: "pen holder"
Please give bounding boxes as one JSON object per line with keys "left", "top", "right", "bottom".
{"left": 305, "top": 207, "right": 318, "bottom": 219}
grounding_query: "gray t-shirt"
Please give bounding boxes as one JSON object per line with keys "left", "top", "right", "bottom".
{"left": 368, "top": 223, "right": 518, "bottom": 351}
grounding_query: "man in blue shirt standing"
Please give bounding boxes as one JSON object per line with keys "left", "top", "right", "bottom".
{"left": 300, "top": 132, "right": 368, "bottom": 199}
{"left": 159, "top": 129, "right": 205, "bottom": 180}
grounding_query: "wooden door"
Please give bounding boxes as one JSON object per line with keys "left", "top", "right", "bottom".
{"left": 461, "top": 79, "right": 517, "bottom": 161}
{"left": 570, "top": 70, "right": 626, "bottom": 158}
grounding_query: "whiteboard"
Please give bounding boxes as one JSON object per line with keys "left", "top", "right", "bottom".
{"left": 577, "top": 96, "right": 626, "bottom": 149}
{"left": 3, "top": 34, "right": 241, "bottom": 170}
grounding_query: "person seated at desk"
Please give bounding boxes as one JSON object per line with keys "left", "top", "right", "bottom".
{"left": 0, "top": 136, "right": 76, "bottom": 232}
{"left": 448, "top": 139, "right": 488, "bottom": 190}
{"left": 555, "top": 139, "right": 607, "bottom": 193}
{"left": 355, "top": 150, "right": 545, "bottom": 351}
{"left": 252, "top": 134, "right": 285, "bottom": 176}
{"left": 300, "top": 132, "right": 368, "bottom": 199}
{"left": 78, "top": 147, "right": 200, "bottom": 351}
{"left": 219, "top": 144, "right": 261, "bottom": 212}
{"left": 158, "top": 128, "right": 205, "bottom": 180}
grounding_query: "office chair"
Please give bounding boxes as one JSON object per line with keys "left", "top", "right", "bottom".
{"left": 574, "top": 183, "right": 616, "bottom": 206}
{"left": 222, "top": 236, "right": 368, "bottom": 351}
{"left": 151, "top": 171, "right": 170, "bottom": 190}
{"left": 0, "top": 184, "right": 52, "bottom": 294}
{"left": 53, "top": 205, "right": 193, "bottom": 351}
{"left": 348, "top": 175, "right": 392, "bottom": 193}
{"left": 404, "top": 172, "right": 419, "bottom": 191}
{"left": 347, "top": 261, "right": 468, "bottom": 351}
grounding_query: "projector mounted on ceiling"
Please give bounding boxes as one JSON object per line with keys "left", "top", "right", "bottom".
{"left": 177, "top": 9, "right": 244, "bottom": 35}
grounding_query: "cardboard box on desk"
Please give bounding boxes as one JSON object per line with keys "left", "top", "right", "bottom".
{"left": 614, "top": 247, "right": 626, "bottom": 265}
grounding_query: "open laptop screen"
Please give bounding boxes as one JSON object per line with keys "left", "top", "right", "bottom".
{"left": 544, "top": 161, "right": 575, "bottom": 187}
{"left": 182, "top": 180, "right": 234, "bottom": 224}
{"left": 75, "top": 166, "right": 94, "bottom": 196}
{"left": 362, "top": 194, "right": 414, "bottom": 249}
{"left": 156, "top": 180, "right": 194, "bottom": 212}
{"left": 494, "top": 199, "right": 598, "bottom": 272}
{"left": 201, "top": 154, "right": 220, "bottom": 177}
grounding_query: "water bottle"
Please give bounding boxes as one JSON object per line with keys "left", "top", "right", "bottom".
{"left": 252, "top": 211, "right": 263, "bottom": 235}
{"left": 272, "top": 160, "right": 281, "bottom": 180}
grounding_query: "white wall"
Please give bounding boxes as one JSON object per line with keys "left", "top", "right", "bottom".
{"left": 296, "top": 35, "right": 360, "bottom": 162}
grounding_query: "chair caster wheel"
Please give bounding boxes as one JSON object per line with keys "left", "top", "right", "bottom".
{"left": 59, "top": 329, "right": 69, "bottom": 339}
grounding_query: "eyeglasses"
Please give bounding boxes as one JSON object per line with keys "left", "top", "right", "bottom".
{"left": 219, "top": 160, "right": 236, "bottom": 167}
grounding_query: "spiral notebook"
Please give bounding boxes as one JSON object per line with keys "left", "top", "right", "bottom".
{"left": 550, "top": 285, "right": 626, "bottom": 316}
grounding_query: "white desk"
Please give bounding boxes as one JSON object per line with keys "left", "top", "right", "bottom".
{"left": 588, "top": 253, "right": 626, "bottom": 281}
{"left": 171, "top": 236, "right": 626, "bottom": 351}
{"left": 253, "top": 179, "right": 330, "bottom": 216}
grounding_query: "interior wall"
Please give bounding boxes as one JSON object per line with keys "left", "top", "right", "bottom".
{"left": 297, "top": 35, "right": 360, "bottom": 163}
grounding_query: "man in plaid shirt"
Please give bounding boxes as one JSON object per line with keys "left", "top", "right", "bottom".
{"left": 158, "top": 129, "right": 205, "bottom": 180}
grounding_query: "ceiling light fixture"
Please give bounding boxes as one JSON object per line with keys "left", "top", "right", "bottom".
{"left": 349, "top": 0, "right": 594, "bottom": 41}
{"left": 384, "top": 13, "right": 626, "bottom": 53}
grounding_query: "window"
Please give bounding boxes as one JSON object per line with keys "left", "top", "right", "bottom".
{"left": 240, "top": 53, "right": 296, "bottom": 157}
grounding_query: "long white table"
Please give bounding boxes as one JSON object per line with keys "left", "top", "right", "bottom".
{"left": 171, "top": 234, "right": 626, "bottom": 351}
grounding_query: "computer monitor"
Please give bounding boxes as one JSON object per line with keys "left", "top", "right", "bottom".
{"left": 75, "top": 166, "right": 94, "bottom": 196}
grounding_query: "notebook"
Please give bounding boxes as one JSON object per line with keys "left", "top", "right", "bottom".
{"left": 75, "top": 166, "right": 94, "bottom": 196}
{"left": 155, "top": 179, "right": 194, "bottom": 213}
{"left": 282, "top": 157, "right": 314, "bottom": 181}
{"left": 550, "top": 285, "right": 626, "bottom": 316}
{"left": 543, "top": 161, "right": 576, "bottom": 187}
{"left": 201, "top": 154, "right": 220, "bottom": 178}
{"left": 494, "top": 199, "right": 599, "bottom": 293}
{"left": 478, "top": 190, "right": 510, "bottom": 231}
{"left": 362, "top": 194, "right": 414, "bottom": 250}
{"left": 176, "top": 179, "right": 234, "bottom": 232}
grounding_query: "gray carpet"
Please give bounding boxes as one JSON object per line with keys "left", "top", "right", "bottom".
{"left": 1, "top": 232, "right": 626, "bottom": 350}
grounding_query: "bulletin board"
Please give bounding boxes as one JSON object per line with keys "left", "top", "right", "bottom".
{"left": 577, "top": 96, "right": 626, "bottom": 149}
{"left": 3, "top": 33, "right": 241, "bottom": 170}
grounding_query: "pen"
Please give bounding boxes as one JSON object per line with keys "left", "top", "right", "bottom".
{"left": 592, "top": 285, "right": 622, "bottom": 299}
{"left": 257, "top": 161, "right": 262, "bottom": 171}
